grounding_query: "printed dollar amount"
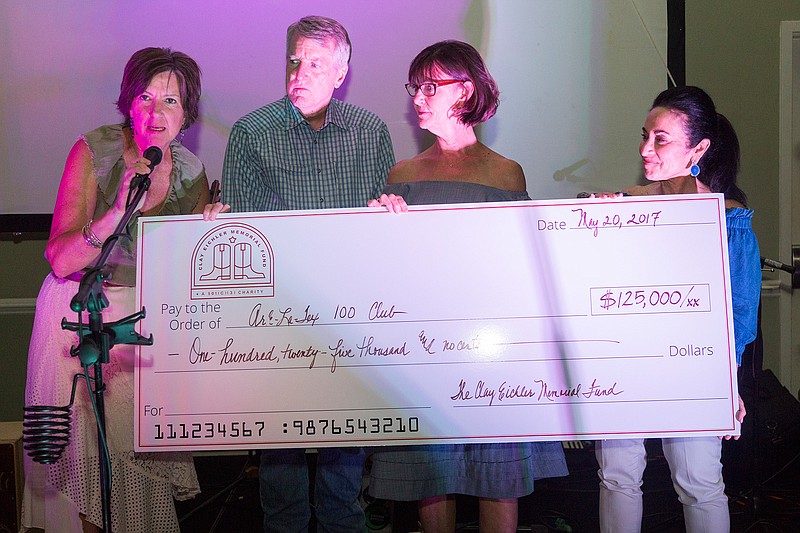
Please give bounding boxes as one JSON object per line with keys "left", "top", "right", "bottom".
{"left": 590, "top": 284, "right": 710, "bottom": 315}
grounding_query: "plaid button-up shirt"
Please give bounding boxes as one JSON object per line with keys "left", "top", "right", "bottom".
{"left": 223, "top": 96, "right": 395, "bottom": 212}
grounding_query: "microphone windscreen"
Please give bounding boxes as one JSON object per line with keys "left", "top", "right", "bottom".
{"left": 142, "top": 146, "right": 163, "bottom": 169}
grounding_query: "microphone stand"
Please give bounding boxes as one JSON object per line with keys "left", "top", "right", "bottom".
{"left": 65, "top": 177, "right": 155, "bottom": 532}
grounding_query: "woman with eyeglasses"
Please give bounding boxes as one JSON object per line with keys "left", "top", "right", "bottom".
{"left": 368, "top": 40, "right": 567, "bottom": 532}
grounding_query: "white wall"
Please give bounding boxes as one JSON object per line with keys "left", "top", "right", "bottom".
{"left": 0, "top": 0, "right": 668, "bottom": 214}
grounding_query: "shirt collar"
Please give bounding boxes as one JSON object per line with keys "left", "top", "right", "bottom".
{"left": 283, "top": 95, "right": 347, "bottom": 131}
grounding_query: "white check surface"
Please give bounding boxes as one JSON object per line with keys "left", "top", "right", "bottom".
{"left": 134, "top": 194, "right": 738, "bottom": 451}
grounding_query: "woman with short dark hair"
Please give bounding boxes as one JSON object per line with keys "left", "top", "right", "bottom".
{"left": 369, "top": 40, "right": 568, "bottom": 533}
{"left": 23, "top": 47, "right": 209, "bottom": 533}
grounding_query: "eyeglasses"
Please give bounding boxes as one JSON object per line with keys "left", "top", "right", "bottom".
{"left": 405, "top": 79, "right": 466, "bottom": 97}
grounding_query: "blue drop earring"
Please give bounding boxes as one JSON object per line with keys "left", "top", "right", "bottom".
{"left": 690, "top": 162, "right": 700, "bottom": 177}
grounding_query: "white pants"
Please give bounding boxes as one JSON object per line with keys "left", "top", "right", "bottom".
{"left": 595, "top": 437, "right": 729, "bottom": 533}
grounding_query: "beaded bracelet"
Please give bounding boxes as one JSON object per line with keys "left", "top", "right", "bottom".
{"left": 81, "top": 219, "right": 104, "bottom": 249}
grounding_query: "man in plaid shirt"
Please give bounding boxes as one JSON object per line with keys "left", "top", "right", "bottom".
{"left": 221, "top": 15, "right": 395, "bottom": 533}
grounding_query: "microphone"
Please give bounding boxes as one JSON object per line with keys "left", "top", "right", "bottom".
{"left": 130, "top": 146, "right": 163, "bottom": 190}
{"left": 553, "top": 158, "right": 590, "bottom": 182}
{"left": 761, "top": 256, "right": 795, "bottom": 275}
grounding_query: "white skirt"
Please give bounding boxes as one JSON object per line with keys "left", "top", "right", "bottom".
{"left": 22, "top": 273, "right": 199, "bottom": 533}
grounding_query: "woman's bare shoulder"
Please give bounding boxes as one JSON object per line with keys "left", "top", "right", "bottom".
{"left": 484, "top": 152, "right": 526, "bottom": 191}
{"left": 725, "top": 198, "right": 746, "bottom": 209}
{"left": 387, "top": 154, "right": 422, "bottom": 183}
{"left": 623, "top": 183, "right": 660, "bottom": 196}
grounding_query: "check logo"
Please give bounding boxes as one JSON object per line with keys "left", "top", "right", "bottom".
{"left": 191, "top": 222, "right": 275, "bottom": 299}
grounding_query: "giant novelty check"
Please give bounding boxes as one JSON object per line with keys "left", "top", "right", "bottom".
{"left": 134, "top": 194, "right": 739, "bottom": 452}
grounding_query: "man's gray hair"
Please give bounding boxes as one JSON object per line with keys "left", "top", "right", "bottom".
{"left": 286, "top": 15, "right": 351, "bottom": 67}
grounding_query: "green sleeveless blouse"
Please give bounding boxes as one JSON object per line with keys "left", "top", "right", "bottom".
{"left": 81, "top": 124, "right": 207, "bottom": 286}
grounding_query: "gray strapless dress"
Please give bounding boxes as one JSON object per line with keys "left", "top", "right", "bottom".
{"left": 367, "top": 181, "right": 569, "bottom": 500}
